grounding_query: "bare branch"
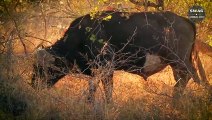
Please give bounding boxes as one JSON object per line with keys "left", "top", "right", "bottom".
{"left": 2, "top": 1, "right": 27, "bottom": 55}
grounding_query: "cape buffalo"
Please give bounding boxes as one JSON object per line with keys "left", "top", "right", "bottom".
{"left": 31, "top": 11, "right": 208, "bottom": 103}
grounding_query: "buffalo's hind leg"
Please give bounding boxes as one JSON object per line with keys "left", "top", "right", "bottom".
{"left": 171, "top": 66, "right": 191, "bottom": 108}
{"left": 170, "top": 61, "right": 200, "bottom": 106}
{"left": 171, "top": 67, "right": 190, "bottom": 100}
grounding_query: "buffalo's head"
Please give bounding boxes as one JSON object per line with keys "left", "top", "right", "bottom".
{"left": 31, "top": 47, "right": 69, "bottom": 89}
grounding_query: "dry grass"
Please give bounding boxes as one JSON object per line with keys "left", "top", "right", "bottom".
{"left": 0, "top": 52, "right": 210, "bottom": 119}
{"left": 0, "top": 0, "right": 212, "bottom": 119}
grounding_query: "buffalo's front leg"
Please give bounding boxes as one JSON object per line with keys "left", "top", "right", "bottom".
{"left": 101, "top": 72, "right": 113, "bottom": 103}
{"left": 87, "top": 78, "right": 100, "bottom": 103}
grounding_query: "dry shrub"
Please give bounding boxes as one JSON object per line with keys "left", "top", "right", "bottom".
{"left": 0, "top": 40, "right": 212, "bottom": 119}
{"left": 0, "top": 0, "right": 212, "bottom": 119}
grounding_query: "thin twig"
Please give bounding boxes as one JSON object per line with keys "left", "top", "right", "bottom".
{"left": 3, "top": 1, "right": 27, "bottom": 55}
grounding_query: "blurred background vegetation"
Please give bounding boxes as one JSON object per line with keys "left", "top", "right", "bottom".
{"left": 0, "top": 0, "right": 211, "bottom": 119}
{"left": 0, "top": 0, "right": 211, "bottom": 54}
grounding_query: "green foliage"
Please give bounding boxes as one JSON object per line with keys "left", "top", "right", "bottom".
{"left": 89, "top": 34, "right": 104, "bottom": 44}
{"left": 85, "top": 27, "right": 92, "bottom": 33}
{"left": 98, "top": 39, "right": 104, "bottom": 44}
{"left": 0, "top": 0, "right": 211, "bottom": 119}
{"left": 89, "top": 34, "right": 97, "bottom": 43}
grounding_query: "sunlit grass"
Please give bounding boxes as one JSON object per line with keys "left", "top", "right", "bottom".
{"left": 7, "top": 52, "right": 210, "bottom": 119}
{"left": 0, "top": 0, "right": 212, "bottom": 119}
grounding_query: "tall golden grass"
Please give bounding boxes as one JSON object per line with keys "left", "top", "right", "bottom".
{"left": 0, "top": 0, "right": 212, "bottom": 119}
{"left": 0, "top": 52, "right": 210, "bottom": 119}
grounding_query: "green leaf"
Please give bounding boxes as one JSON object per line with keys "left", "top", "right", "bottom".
{"left": 85, "top": 27, "right": 92, "bottom": 32}
{"left": 90, "top": 34, "right": 96, "bottom": 42}
{"left": 98, "top": 39, "right": 104, "bottom": 44}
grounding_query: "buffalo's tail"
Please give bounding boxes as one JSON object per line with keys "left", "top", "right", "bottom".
{"left": 192, "top": 42, "right": 209, "bottom": 86}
